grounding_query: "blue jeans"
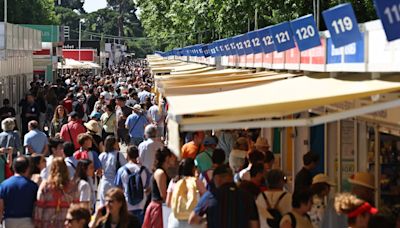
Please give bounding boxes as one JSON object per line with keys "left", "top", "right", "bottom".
{"left": 129, "top": 209, "right": 144, "bottom": 226}
{"left": 130, "top": 137, "right": 143, "bottom": 146}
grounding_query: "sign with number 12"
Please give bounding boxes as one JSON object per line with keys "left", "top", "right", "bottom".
{"left": 373, "top": 0, "right": 400, "bottom": 41}
{"left": 322, "top": 3, "right": 362, "bottom": 48}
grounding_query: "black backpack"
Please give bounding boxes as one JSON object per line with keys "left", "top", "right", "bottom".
{"left": 124, "top": 166, "right": 150, "bottom": 205}
{"left": 261, "top": 192, "right": 287, "bottom": 228}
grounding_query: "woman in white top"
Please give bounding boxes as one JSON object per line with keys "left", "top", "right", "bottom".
{"left": 256, "top": 169, "right": 292, "bottom": 228}
{"left": 74, "top": 159, "right": 95, "bottom": 211}
{"left": 98, "top": 136, "right": 127, "bottom": 207}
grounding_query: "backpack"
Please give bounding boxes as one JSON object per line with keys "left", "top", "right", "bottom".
{"left": 171, "top": 176, "right": 198, "bottom": 220}
{"left": 124, "top": 166, "right": 149, "bottom": 205}
{"left": 261, "top": 192, "right": 287, "bottom": 228}
{"left": 287, "top": 212, "right": 311, "bottom": 228}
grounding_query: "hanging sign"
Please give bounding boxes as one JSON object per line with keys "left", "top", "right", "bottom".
{"left": 290, "top": 14, "right": 321, "bottom": 51}
{"left": 269, "top": 22, "right": 295, "bottom": 52}
{"left": 322, "top": 3, "right": 362, "bottom": 48}
{"left": 257, "top": 26, "right": 276, "bottom": 53}
{"left": 234, "top": 35, "right": 246, "bottom": 56}
{"left": 246, "top": 30, "right": 264, "bottom": 54}
{"left": 242, "top": 34, "right": 254, "bottom": 55}
{"left": 373, "top": 0, "right": 400, "bottom": 41}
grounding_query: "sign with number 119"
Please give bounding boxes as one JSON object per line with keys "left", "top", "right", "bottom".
{"left": 322, "top": 3, "right": 362, "bottom": 48}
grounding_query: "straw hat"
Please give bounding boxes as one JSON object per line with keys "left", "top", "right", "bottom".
{"left": 254, "top": 137, "right": 270, "bottom": 148}
{"left": 84, "top": 120, "right": 101, "bottom": 134}
{"left": 312, "top": 174, "right": 336, "bottom": 186}
{"left": 348, "top": 172, "right": 375, "bottom": 190}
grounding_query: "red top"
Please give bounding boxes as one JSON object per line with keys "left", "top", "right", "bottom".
{"left": 62, "top": 99, "right": 73, "bottom": 113}
{"left": 60, "top": 121, "right": 86, "bottom": 150}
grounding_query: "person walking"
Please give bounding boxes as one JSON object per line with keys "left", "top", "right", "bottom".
{"left": 255, "top": 169, "right": 292, "bottom": 228}
{"left": 125, "top": 104, "right": 148, "bottom": 146}
{"left": 64, "top": 204, "right": 91, "bottom": 228}
{"left": 23, "top": 120, "right": 48, "bottom": 155}
{"left": 98, "top": 136, "right": 127, "bottom": 207}
{"left": 0, "top": 117, "right": 22, "bottom": 158}
{"left": 143, "top": 148, "right": 177, "bottom": 228}
{"left": 100, "top": 104, "right": 116, "bottom": 140}
{"left": 189, "top": 165, "right": 260, "bottom": 228}
{"left": 294, "top": 152, "right": 319, "bottom": 192}
{"left": 49, "top": 105, "right": 68, "bottom": 138}
{"left": 138, "top": 124, "right": 164, "bottom": 172}
{"left": 115, "top": 145, "right": 152, "bottom": 226}
{"left": 35, "top": 157, "right": 80, "bottom": 228}
{"left": 60, "top": 111, "right": 86, "bottom": 150}
{"left": 280, "top": 190, "right": 314, "bottom": 228}
{"left": 74, "top": 159, "right": 96, "bottom": 211}
{"left": 0, "top": 156, "right": 38, "bottom": 228}
{"left": 334, "top": 193, "right": 378, "bottom": 228}
{"left": 90, "top": 188, "right": 140, "bottom": 228}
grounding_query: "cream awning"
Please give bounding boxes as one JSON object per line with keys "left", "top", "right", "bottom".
{"left": 167, "top": 76, "right": 400, "bottom": 125}
{"left": 160, "top": 72, "right": 300, "bottom": 95}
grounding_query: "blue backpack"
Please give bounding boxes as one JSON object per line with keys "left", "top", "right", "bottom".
{"left": 124, "top": 166, "right": 150, "bottom": 205}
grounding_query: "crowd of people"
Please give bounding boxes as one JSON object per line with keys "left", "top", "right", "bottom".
{"left": 0, "top": 58, "right": 397, "bottom": 228}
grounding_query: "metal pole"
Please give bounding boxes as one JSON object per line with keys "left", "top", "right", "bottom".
{"left": 78, "top": 20, "right": 81, "bottom": 61}
{"left": 317, "top": 0, "right": 320, "bottom": 30}
{"left": 4, "top": 0, "right": 7, "bottom": 23}
{"left": 254, "top": 8, "right": 258, "bottom": 30}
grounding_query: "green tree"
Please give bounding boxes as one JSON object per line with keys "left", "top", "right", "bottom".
{"left": 55, "top": 6, "right": 81, "bottom": 39}
{"left": 0, "top": 0, "right": 59, "bottom": 24}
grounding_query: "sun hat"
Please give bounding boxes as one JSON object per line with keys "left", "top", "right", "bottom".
{"left": 312, "top": 174, "right": 336, "bottom": 186}
{"left": 348, "top": 172, "right": 375, "bottom": 190}
{"left": 84, "top": 120, "right": 101, "bottom": 134}
{"left": 254, "top": 137, "right": 270, "bottom": 148}
{"left": 132, "top": 104, "right": 142, "bottom": 111}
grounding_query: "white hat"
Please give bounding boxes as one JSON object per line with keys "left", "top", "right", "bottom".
{"left": 312, "top": 174, "right": 336, "bottom": 186}
{"left": 84, "top": 120, "right": 101, "bottom": 134}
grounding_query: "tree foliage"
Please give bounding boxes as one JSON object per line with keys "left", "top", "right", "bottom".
{"left": 0, "top": 0, "right": 59, "bottom": 24}
{"left": 138, "top": 0, "right": 378, "bottom": 51}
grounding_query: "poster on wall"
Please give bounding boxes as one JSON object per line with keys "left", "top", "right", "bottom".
{"left": 341, "top": 159, "right": 355, "bottom": 192}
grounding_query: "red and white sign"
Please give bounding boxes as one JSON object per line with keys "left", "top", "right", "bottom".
{"left": 228, "top": 55, "right": 238, "bottom": 66}
{"left": 62, "top": 49, "right": 95, "bottom": 62}
{"left": 245, "top": 54, "right": 254, "bottom": 68}
{"left": 272, "top": 51, "right": 285, "bottom": 69}
{"left": 284, "top": 44, "right": 300, "bottom": 70}
{"left": 300, "top": 38, "right": 326, "bottom": 71}
{"left": 254, "top": 53, "right": 263, "bottom": 68}
{"left": 263, "top": 53, "right": 273, "bottom": 69}
{"left": 238, "top": 55, "right": 247, "bottom": 67}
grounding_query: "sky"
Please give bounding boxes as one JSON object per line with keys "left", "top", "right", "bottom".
{"left": 83, "top": 0, "right": 108, "bottom": 13}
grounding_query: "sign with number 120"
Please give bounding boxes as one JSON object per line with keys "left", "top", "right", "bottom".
{"left": 373, "top": 0, "right": 400, "bottom": 41}
{"left": 290, "top": 14, "right": 321, "bottom": 51}
{"left": 322, "top": 3, "right": 362, "bottom": 48}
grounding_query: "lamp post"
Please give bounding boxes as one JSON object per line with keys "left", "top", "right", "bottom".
{"left": 79, "top": 19, "right": 81, "bottom": 61}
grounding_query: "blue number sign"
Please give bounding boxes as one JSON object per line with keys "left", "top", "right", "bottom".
{"left": 257, "top": 26, "right": 276, "bottom": 53}
{"left": 269, "top": 22, "right": 295, "bottom": 52}
{"left": 241, "top": 34, "right": 254, "bottom": 54}
{"left": 373, "top": 0, "right": 400, "bottom": 41}
{"left": 233, "top": 35, "right": 246, "bottom": 55}
{"left": 322, "top": 3, "right": 362, "bottom": 48}
{"left": 290, "top": 14, "right": 321, "bottom": 51}
{"left": 246, "top": 30, "right": 263, "bottom": 54}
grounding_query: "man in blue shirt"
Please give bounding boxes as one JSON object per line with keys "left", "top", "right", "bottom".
{"left": 0, "top": 156, "right": 38, "bottom": 227}
{"left": 125, "top": 104, "right": 149, "bottom": 146}
{"left": 23, "top": 120, "right": 48, "bottom": 155}
{"left": 189, "top": 165, "right": 260, "bottom": 228}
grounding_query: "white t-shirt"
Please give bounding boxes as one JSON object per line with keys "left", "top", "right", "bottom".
{"left": 115, "top": 163, "right": 150, "bottom": 211}
{"left": 78, "top": 179, "right": 91, "bottom": 202}
{"left": 255, "top": 190, "right": 292, "bottom": 228}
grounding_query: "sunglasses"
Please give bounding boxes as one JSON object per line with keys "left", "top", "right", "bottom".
{"left": 65, "top": 218, "right": 77, "bottom": 224}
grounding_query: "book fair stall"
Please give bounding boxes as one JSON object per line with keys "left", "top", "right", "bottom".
{"left": 151, "top": 1, "right": 400, "bottom": 210}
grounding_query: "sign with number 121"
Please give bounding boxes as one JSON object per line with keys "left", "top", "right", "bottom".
{"left": 322, "top": 3, "right": 362, "bottom": 48}
{"left": 269, "top": 21, "right": 296, "bottom": 52}
{"left": 373, "top": 0, "right": 400, "bottom": 41}
{"left": 290, "top": 14, "right": 321, "bottom": 51}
